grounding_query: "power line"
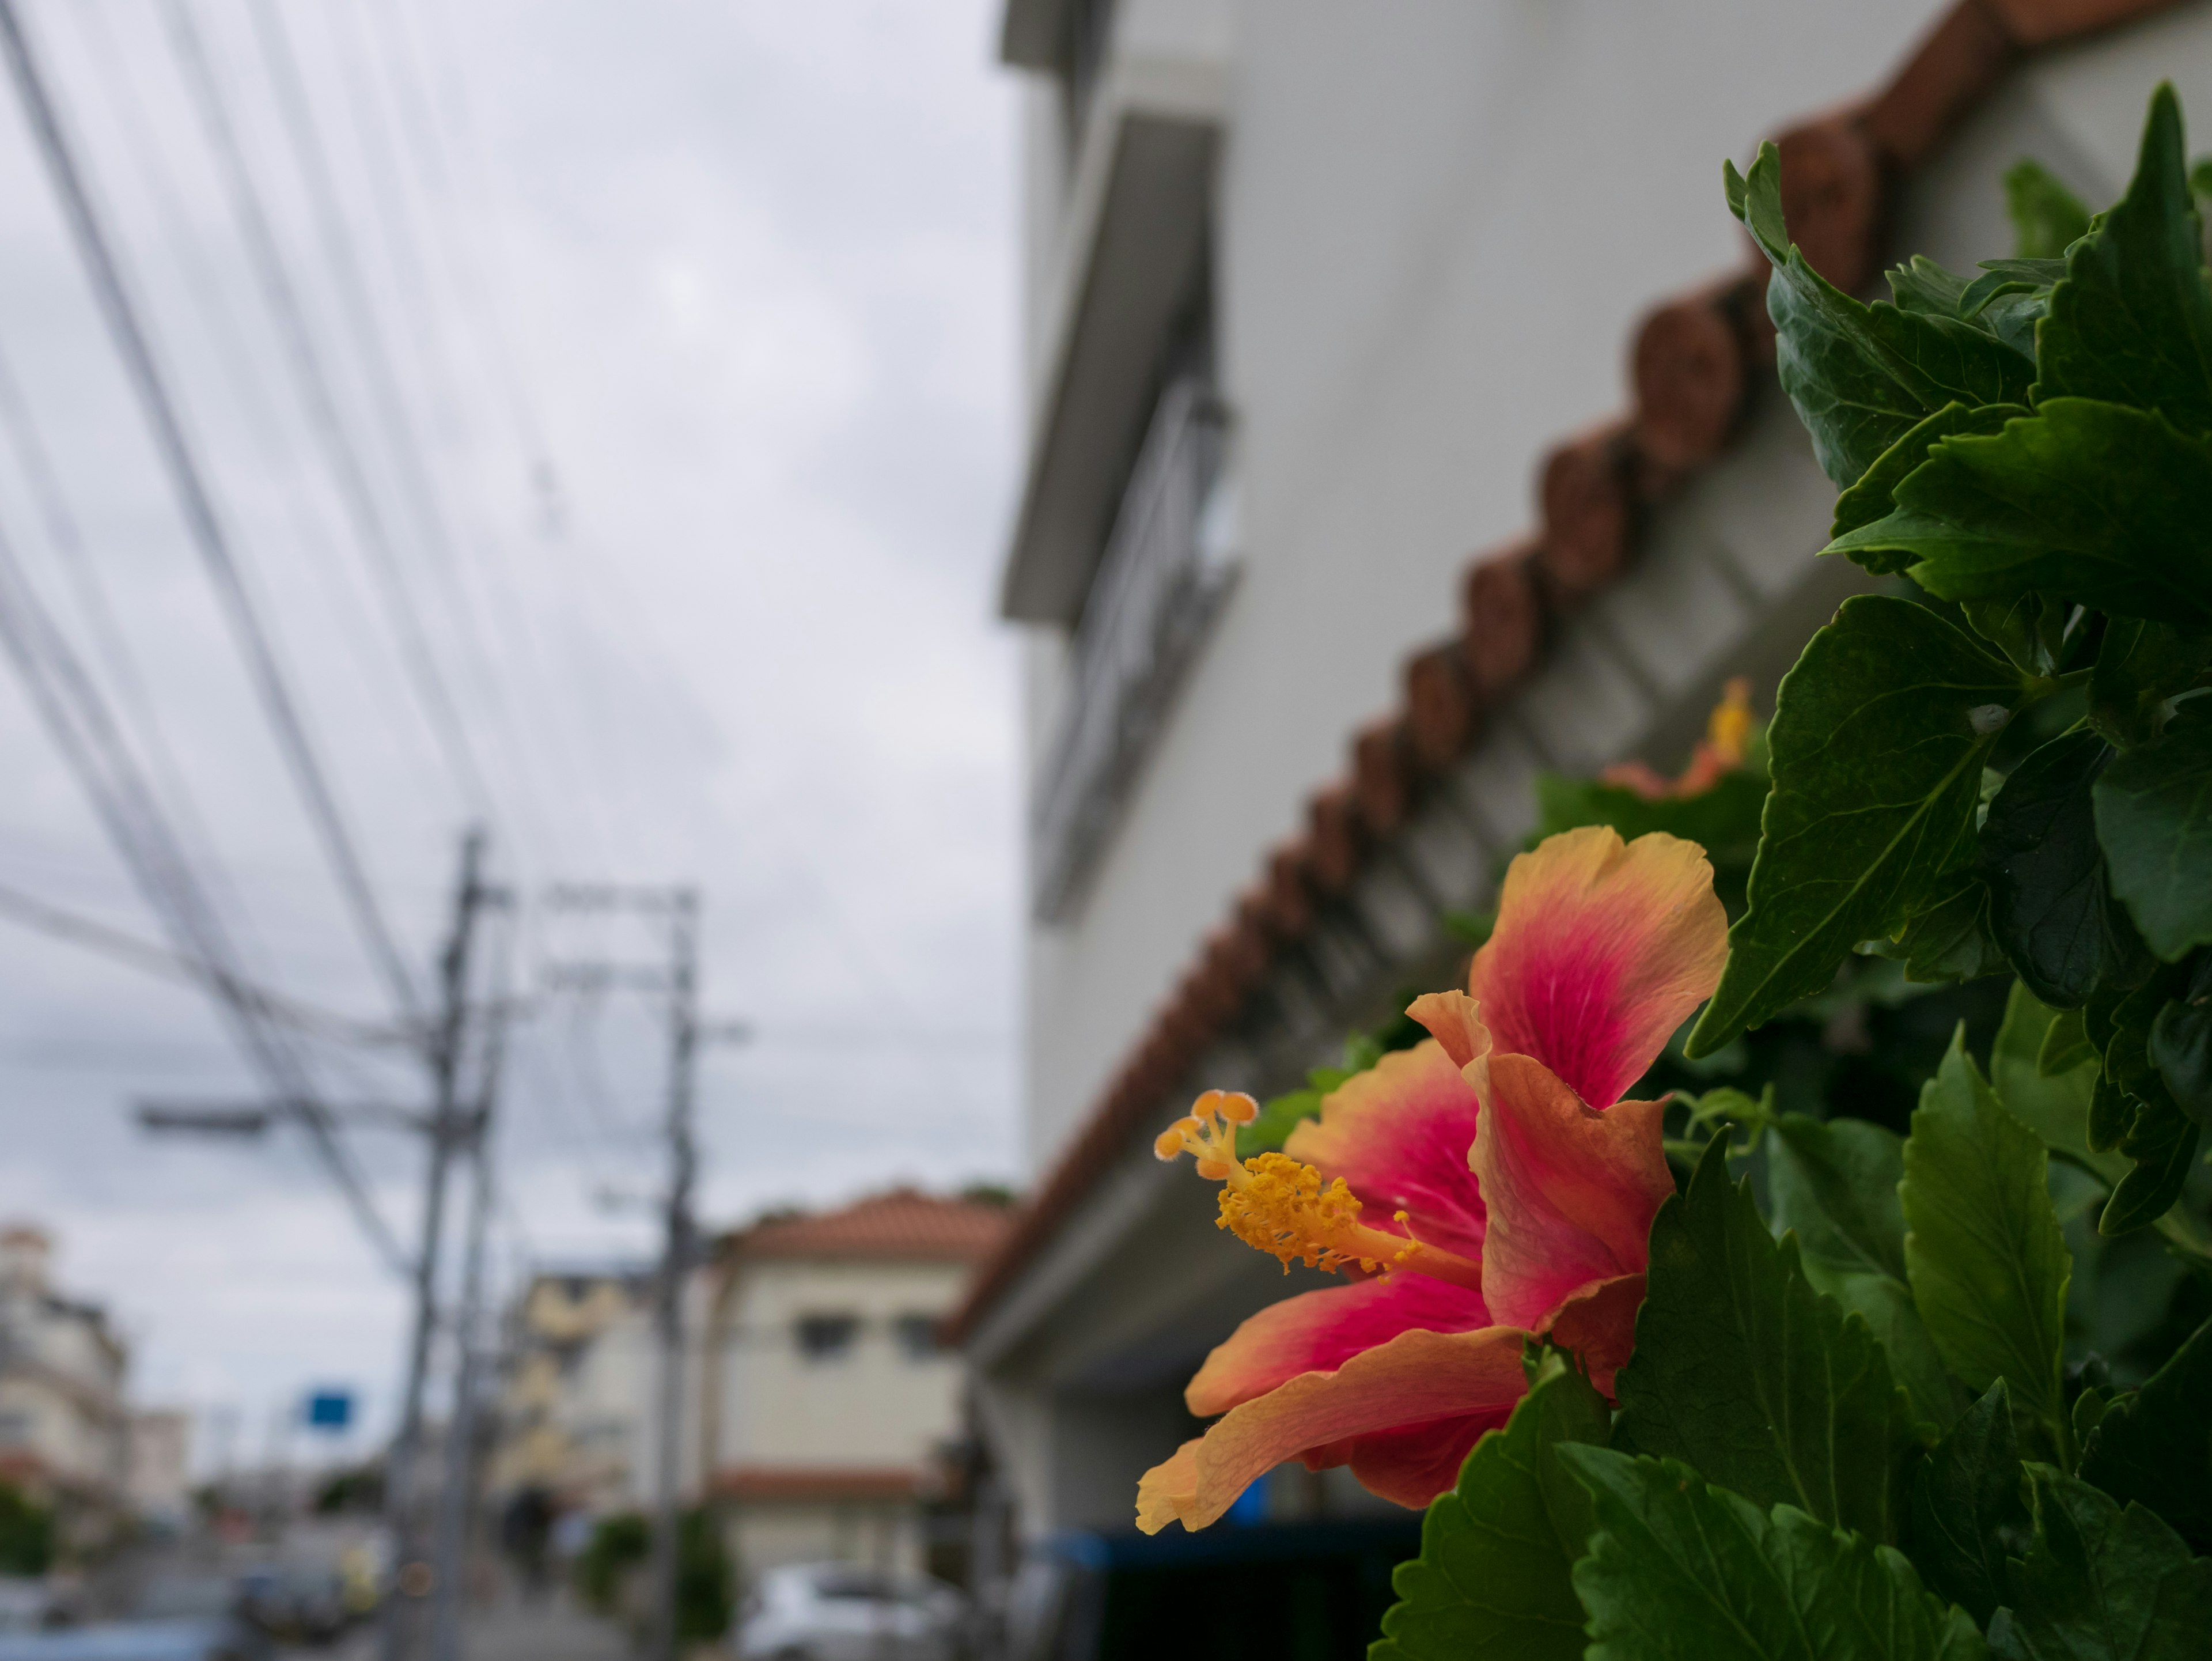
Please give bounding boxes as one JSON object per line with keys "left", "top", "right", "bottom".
{"left": 156, "top": 0, "right": 494, "bottom": 830}
{"left": 66, "top": 0, "right": 453, "bottom": 825}
{"left": 236, "top": 0, "right": 569, "bottom": 875}
{"left": 0, "top": 0, "right": 423, "bottom": 1033}
{"left": 0, "top": 431, "right": 406, "bottom": 1271}
{"left": 0, "top": 872, "right": 404, "bottom": 1049}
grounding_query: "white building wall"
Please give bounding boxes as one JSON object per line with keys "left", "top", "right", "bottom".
{"left": 1017, "top": 0, "right": 1957, "bottom": 1167}
{"left": 711, "top": 1259, "right": 970, "bottom": 1472}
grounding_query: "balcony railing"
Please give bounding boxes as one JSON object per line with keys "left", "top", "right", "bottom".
{"left": 1031, "top": 378, "right": 1236, "bottom": 921}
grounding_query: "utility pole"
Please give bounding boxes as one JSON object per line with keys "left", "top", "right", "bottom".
{"left": 383, "top": 830, "right": 490, "bottom": 1661}
{"left": 429, "top": 980, "right": 510, "bottom": 1661}
{"left": 542, "top": 886, "right": 741, "bottom": 1661}
{"left": 646, "top": 890, "right": 698, "bottom": 1661}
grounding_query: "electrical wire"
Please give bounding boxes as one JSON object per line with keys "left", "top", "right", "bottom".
{"left": 0, "top": 459, "right": 407, "bottom": 1271}
{"left": 0, "top": 872, "right": 404, "bottom": 1049}
{"left": 0, "top": 0, "right": 425, "bottom": 1035}
{"left": 232, "top": 0, "right": 569, "bottom": 880}
{"left": 156, "top": 0, "right": 494, "bottom": 833}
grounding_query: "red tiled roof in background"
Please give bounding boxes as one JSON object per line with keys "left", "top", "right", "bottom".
{"left": 734, "top": 1187, "right": 1012, "bottom": 1263}
{"left": 947, "top": 0, "right": 2185, "bottom": 1346}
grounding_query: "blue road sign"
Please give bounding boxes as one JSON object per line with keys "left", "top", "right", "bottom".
{"left": 304, "top": 1390, "right": 353, "bottom": 1432}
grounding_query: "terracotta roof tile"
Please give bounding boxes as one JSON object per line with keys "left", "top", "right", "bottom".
{"left": 738, "top": 1189, "right": 1010, "bottom": 1263}
{"left": 944, "top": 0, "right": 2187, "bottom": 1348}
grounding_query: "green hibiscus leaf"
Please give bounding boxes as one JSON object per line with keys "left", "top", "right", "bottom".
{"left": 1690, "top": 597, "right": 2030, "bottom": 1057}
{"left": 1990, "top": 982, "right": 2120, "bottom": 1183}
{"left": 1908, "top": 1380, "right": 2032, "bottom": 1627}
{"left": 1370, "top": 1352, "right": 1611, "bottom": 1661}
{"left": 1768, "top": 1114, "right": 1908, "bottom": 1280}
{"left": 1865, "top": 877, "right": 2011, "bottom": 986}
{"left": 1767, "top": 1114, "right": 1962, "bottom": 1428}
{"left": 2075, "top": 1316, "right": 2212, "bottom": 1553}
{"left": 2094, "top": 707, "right": 2212, "bottom": 961}
{"left": 1824, "top": 400, "right": 2212, "bottom": 631}
{"left": 1964, "top": 591, "right": 2066, "bottom": 680}
{"left": 1725, "top": 144, "right": 2035, "bottom": 487}
{"left": 2085, "top": 968, "right": 2202, "bottom": 1235}
{"left": 1979, "top": 731, "right": 2152, "bottom": 1008}
{"left": 2005, "top": 161, "right": 2091, "bottom": 260}
{"left": 1989, "top": 1466, "right": 2212, "bottom": 1661}
{"left": 1901, "top": 1030, "right": 2073, "bottom": 1465}
{"left": 1612, "top": 1138, "right": 1918, "bottom": 1540}
{"left": 1830, "top": 402, "right": 2024, "bottom": 562}
{"left": 2149, "top": 955, "right": 2212, "bottom": 1125}
{"left": 2036, "top": 82, "right": 2212, "bottom": 438}
{"left": 2086, "top": 619, "right": 2212, "bottom": 751}
{"left": 1559, "top": 1448, "right": 1986, "bottom": 1661}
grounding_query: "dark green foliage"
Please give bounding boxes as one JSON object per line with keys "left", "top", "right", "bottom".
{"left": 1560, "top": 1448, "right": 1987, "bottom": 1661}
{"left": 2076, "top": 1317, "right": 2212, "bottom": 1552}
{"left": 1612, "top": 1140, "right": 1917, "bottom": 1540}
{"left": 1908, "top": 1382, "right": 2032, "bottom": 1626}
{"left": 676, "top": 1507, "right": 733, "bottom": 1641}
{"left": 2149, "top": 954, "right": 2212, "bottom": 1125}
{"left": 2035, "top": 84, "right": 2212, "bottom": 437}
{"left": 2085, "top": 970, "right": 2203, "bottom": 1233}
{"left": 1979, "top": 731, "right": 2146, "bottom": 1009}
{"left": 2003, "top": 160, "right": 2091, "bottom": 260}
{"left": 1370, "top": 1354, "right": 1611, "bottom": 1661}
{"left": 1726, "top": 142, "right": 2035, "bottom": 487}
{"left": 1690, "top": 597, "right": 2028, "bottom": 1057}
{"left": 2094, "top": 707, "right": 2212, "bottom": 963}
{"left": 1902, "top": 1031, "right": 2073, "bottom": 1463}
{"left": 2085, "top": 620, "right": 2211, "bottom": 751}
{"left": 574, "top": 1510, "right": 730, "bottom": 1641}
{"left": 1825, "top": 400, "right": 2212, "bottom": 629}
{"left": 0, "top": 1485, "right": 51, "bottom": 1577}
{"left": 1831, "top": 402, "right": 2023, "bottom": 561}
{"left": 1767, "top": 1113, "right": 1960, "bottom": 1427}
{"left": 574, "top": 1512, "right": 649, "bottom": 1614}
{"left": 1989, "top": 1466, "right": 2212, "bottom": 1660}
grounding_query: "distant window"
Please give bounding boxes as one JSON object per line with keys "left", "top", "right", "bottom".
{"left": 892, "top": 1314, "right": 940, "bottom": 1362}
{"left": 793, "top": 1314, "right": 858, "bottom": 1363}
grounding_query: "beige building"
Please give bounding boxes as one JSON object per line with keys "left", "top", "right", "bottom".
{"left": 124, "top": 1409, "right": 190, "bottom": 1527}
{"left": 0, "top": 1227, "right": 128, "bottom": 1545}
{"left": 700, "top": 1190, "right": 1009, "bottom": 1583}
{"left": 489, "top": 1269, "right": 653, "bottom": 1515}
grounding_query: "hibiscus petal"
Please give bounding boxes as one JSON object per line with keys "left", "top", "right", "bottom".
{"left": 1472, "top": 1054, "right": 1672, "bottom": 1330}
{"left": 1468, "top": 826, "right": 1727, "bottom": 1108}
{"left": 1135, "top": 1325, "right": 1528, "bottom": 1533}
{"left": 1341, "top": 1415, "right": 1499, "bottom": 1509}
{"left": 1539, "top": 1272, "right": 1645, "bottom": 1397}
{"left": 1285, "top": 1041, "right": 1487, "bottom": 1263}
{"left": 1186, "top": 1271, "right": 1492, "bottom": 1417}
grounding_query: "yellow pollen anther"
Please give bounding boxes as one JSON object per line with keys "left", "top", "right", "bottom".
{"left": 1150, "top": 1092, "right": 1484, "bottom": 1292}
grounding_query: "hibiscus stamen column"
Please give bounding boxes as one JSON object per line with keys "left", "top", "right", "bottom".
{"left": 1156, "top": 1089, "right": 1486, "bottom": 1291}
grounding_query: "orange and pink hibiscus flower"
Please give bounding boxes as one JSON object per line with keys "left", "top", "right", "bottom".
{"left": 1135, "top": 824, "right": 1728, "bottom": 1533}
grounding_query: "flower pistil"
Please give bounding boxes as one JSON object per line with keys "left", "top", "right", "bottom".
{"left": 1156, "top": 1089, "right": 1483, "bottom": 1291}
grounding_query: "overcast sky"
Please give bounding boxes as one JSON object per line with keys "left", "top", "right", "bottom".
{"left": 0, "top": 0, "right": 1020, "bottom": 1467}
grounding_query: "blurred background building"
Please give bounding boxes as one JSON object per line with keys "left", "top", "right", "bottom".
{"left": 955, "top": 0, "right": 2212, "bottom": 1637}
{"left": 699, "top": 1188, "right": 1009, "bottom": 1584}
{"left": 0, "top": 1225, "right": 130, "bottom": 1552}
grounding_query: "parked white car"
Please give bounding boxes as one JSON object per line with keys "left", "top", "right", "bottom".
{"left": 734, "top": 1564, "right": 962, "bottom": 1661}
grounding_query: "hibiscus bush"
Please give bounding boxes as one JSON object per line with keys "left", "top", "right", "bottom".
{"left": 1137, "top": 84, "right": 2212, "bottom": 1661}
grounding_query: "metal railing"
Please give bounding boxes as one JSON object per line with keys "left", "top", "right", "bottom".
{"left": 1032, "top": 378, "right": 1236, "bottom": 921}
